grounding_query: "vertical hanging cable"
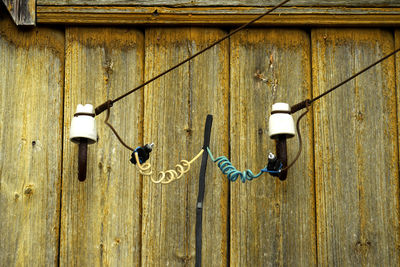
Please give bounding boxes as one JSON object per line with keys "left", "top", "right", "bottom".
{"left": 195, "top": 115, "right": 213, "bottom": 267}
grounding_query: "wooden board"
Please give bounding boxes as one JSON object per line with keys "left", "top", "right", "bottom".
{"left": 2, "top": 0, "right": 35, "bottom": 25}
{"left": 142, "top": 28, "right": 229, "bottom": 266}
{"left": 61, "top": 27, "right": 144, "bottom": 266}
{"left": 312, "top": 28, "right": 400, "bottom": 266}
{"left": 397, "top": 33, "right": 400, "bottom": 248}
{"left": 229, "top": 29, "right": 315, "bottom": 266}
{"left": 37, "top": 0, "right": 400, "bottom": 7}
{"left": 36, "top": 6, "right": 400, "bottom": 26}
{"left": 0, "top": 15, "right": 63, "bottom": 265}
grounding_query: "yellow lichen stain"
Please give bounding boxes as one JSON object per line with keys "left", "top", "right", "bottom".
{"left": 0, "top": 10, "right": 64, "bottom": 59}
{"left": 68, "top": 27, "right": 143, "bottom": 51}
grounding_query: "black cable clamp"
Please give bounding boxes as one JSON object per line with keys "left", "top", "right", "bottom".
{"left": 130, "top": 143, "right": 154, "bottom": 164}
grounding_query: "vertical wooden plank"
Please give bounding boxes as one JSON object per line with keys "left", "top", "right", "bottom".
{"left": 397, "top": 32, "right": 400, "bottom": 253}
{"left": 313, "top": 28, "right": 400, "bottom": 266}
{"left": 142, "top": 28, "right": 229, "bottom": 266}
{"left": 61, "top": 27, "right": 144, "bottom": 266}
{"left": 230, "top": 29, "right": 315, "bottom": 266}
{"left": 0, "top": 14, "right": 63, "bottom": 265}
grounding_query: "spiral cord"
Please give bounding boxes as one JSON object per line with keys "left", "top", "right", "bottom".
{"left": 134, "top": 152, "right": 153, "bottom": 175}
{"left": 206, "top": 147, "right": 275, "bottom": 183}
{"left": 135, "top": 149, "right": 204, "bottom": 184}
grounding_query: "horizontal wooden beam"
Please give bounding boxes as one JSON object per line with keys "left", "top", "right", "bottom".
{"left": 37, "top": 6, "right": 400, "bottom": 26}
{"left": 36, "top": 0, "right": 400, "bottom": 7}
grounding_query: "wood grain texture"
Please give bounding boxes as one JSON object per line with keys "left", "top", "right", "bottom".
{"left": 0, "top": 15, "right": 63, "bottom": 265}
{"left": 142, "top": 28, "right": 229, "bottom": 266}
{"left": 312, "top": 28, "right": 400, "bottom": 266}
{"left": 36, "top": 6, "right": 400, "bottom": 26}
{"left": 397, "top": 32, "right": 400, "bottom": 243}
{"left": 61, "top": 27, "right": 144, "bottom": 266}
{"left": 229, "top": 29, "right": 315, "bottom": 266}
{"left": 37, "top": 0, "right": 400, "bottom": 7}
{"left": 2, "top": 0, "right": 35, "bottom": 25}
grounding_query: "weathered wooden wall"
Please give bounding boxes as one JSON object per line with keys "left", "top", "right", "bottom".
{"left": 61, "top": 27, "right": 144, "bottom": 266}
{"left": 1, "top": 6, "right": 400, "bottom": 267}
{"left": 0, "top": 14, "right": 64, "bottom": 265}
{"left": 230, "top": 28, "right": 315, "bottom": 266}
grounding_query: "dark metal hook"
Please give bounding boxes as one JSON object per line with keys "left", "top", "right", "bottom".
{"left": 78, "top": 139, "right": 88, "bottom": 181}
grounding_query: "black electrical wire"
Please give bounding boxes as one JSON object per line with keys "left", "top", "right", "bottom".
{"left": 281, "top": 101, "right": 310, "bottom": 172}
{"left": 286, "top": 46, "right": 400, "bottom": 171}
{"left": 291, "top": 47, "right": 400, "bottom": 114}
{"left": 104, "top": 100, "right": 135, "bottom": 151}
{"left": 95, "top": 0, "right": 291, "bottom": 115}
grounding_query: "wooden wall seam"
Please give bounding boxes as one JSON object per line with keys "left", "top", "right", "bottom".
{"left": 308, "top": 27, "right": 319, "bottom": 267}
{"left": 394, "top": 29, "right": 400, "bottom": 267}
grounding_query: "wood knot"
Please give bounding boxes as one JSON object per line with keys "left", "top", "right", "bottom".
{"left": 175, "top": 251, "right": 194, "bottom": 264}
{"left": 355, "top": 111, "right": 364, "bottom": 122}
{"left": 184, "top": 128, "right": 193, "bottom": 136}
{"left": 254, "top": 72, "right": 269, "bottom": 83}
{"left": 113, "top": 238, "right": 121, "bottom": 247}
{"left": 24, "top": 185, "right": 34, "bottom": 197}
{"left": 355, "top": 240, "right": 372, "bottom": 254}
{"left": 103, "top": 59, "right": 114, "bottom": 77}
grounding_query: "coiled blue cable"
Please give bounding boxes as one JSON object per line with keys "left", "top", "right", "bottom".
{"left": 206, "top": 147, "right": 281, "bottom": 183}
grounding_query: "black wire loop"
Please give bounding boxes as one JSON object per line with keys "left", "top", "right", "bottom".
{"left": 282, "top": 101, "right": 310, "bottom": 172}
{"left": 104, "top": 101, "right": 135, "bottom": 152}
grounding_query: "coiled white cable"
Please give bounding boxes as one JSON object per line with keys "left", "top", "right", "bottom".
{"left": 134, "top": 149, "right": 204, "bottom": 184}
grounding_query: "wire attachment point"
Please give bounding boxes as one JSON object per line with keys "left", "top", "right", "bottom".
{"left": 264, "top": 153, "right": 282, "bottom": 177}
{"left": 95, "top": 100, "right": 113, "bottom": 116}
{"left": 130, "top": 143, "right": 154, "bottom": 165}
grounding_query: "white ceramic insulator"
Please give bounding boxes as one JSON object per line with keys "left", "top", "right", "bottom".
{"left": 69, "top": 104, "right": 98, "bottom": 144}
{"left": 269, "top": 103, "right": 295, "bottom": 138}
